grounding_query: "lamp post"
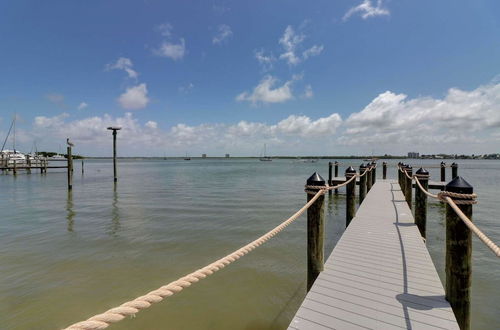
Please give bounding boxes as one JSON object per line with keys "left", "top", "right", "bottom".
{"left": 107, "top": 127, "right": 121, "bottom": 182}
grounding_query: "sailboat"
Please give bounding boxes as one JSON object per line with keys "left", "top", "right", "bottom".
{"left": 259, "top": 144, "right": 272, "bottom": 161}
{"left": 1, "top": 115, "right": 27, "bottom": 166}
{"left": 184, "top": 152, "right": 191, "bottom": 161}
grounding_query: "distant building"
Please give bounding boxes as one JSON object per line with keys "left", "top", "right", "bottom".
{"left": 202, "top": 154, "right": 207, "bottom": 158}
{"left": 407, "top": 152, "right": 420, "bottom": 158}
{"left": 225, "top": 153, "right": 230, "bottom": 158}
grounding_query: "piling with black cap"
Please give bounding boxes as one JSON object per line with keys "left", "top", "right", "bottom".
{"left": 371, "top": 162, "right": 376, "bottom": 185}
{"left": 366, "top": 163, "right": 372, "bottom": 192}
{"left": 400, "top": 163, "right": 407, "bottom": 194}
{"left": 451, "top": 162, "right": 458, "bottom": 179}
{"left": 414, "top": 168, "right": 429, "bottom": 238}
{"left": 440, "top": 162, "right": 446, "bottom": 182}
{"left": 67, "top": 146, "right": 73, "bottom": 190}
{"left": 445, "top": 177, "right": 473, "bottom": 330}
{"left": 345, "top": 166, "right": 357, "bottom": 227}
{"left": 405, "top": 166, "right": 412, "bottom": 208}
{"left": 397, "top": 162, "right": 402, "bottom": 187}
{"left": 334, "top": 161, "right": 339, "bottom": 194}
{"left": 107, "top": 127, "right": 121, "bottom": 183}
{"left": 305, "top": 172, "right": 326, "bottom": 291}
{"left": 382, "top": 161, "right": 387, "bottom": 179}
{"left": 328, "top": 162, "right": 333, "bottom": 195}
{"left": 82, "top": 160, "right": 84, "bottom": 175}
{"left": 359, "top": 164, "right": 367, "bottom": 204}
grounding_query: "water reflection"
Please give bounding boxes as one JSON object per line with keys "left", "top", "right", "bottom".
{"left": 66, "top": 190, "right": 75, "bottom": 232}
{"left": 109, "top": 183, "right": 121, "bottom": 236}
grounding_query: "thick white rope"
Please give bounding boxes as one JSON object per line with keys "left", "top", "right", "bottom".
{"left": 64, "top": 190, "right": 324, "bottom": 330}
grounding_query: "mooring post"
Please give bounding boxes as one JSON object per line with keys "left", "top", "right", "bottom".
{"left": 383, "top": 161, "right": 387, "bottom": 179}
{"left": 445, "top": 177, "right": 473, "bottom": 330}
{"left": 405, "top": 166, "right": 412, "bottom": 209}
{"left": 451, "top": 162, "right": 458, "bottom": 179}
{"left": 371, "top": 162, "right": 376, "bottom": 185}
{"left": 359, "top": 164, "right": 367, "bottom": 204}
{"left": 107, "top": 127, "right": 121, "bottom": 183}
{"left": 334, "top": 161, "right": 339, "bottom": 194}
{"left": 414, "top": 168, "right": 429, "bottom": 239}
{"left": 397, "top": 163, "right": 402, "bottom": 187}
{"left": 82, "top": 160, "right": 84, "bottom": 175}
{"left": 345, "top": 166, "right": 357, "bottom": 227}
{"left": 13, "top": 159, "right": 17, "bottom": 176}
{"left": 440, "top": 162, "right": 446, "bottom": 182}
{"left": 366, "top": 163, "right": 372, "bottom": 192}
{"left": 400, "top": 164, "right": 407, "bottom": 194}
{"left": 26, "top": 157, "right": 31, "bottom": 174}
{"left": 67, "top": 146, "right": 73, "bottom": 190}
{"left": 305, "top": 172, "right": 326, "bottom": 292}
{"left": 328, "top": 162, "right": 333, "bottom": 195}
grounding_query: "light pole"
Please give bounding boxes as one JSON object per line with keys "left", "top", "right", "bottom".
{"left": 107, "top": 127, "right": 121, "bottom": 182}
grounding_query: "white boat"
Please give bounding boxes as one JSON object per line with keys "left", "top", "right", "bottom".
{"left": 1, "top": 150, "right": 27, "bottom": 166}
{"left": 259, "top": 144, "right": 272, "bottom": 161}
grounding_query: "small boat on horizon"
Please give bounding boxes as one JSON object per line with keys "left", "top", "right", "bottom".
{"left": 259, "top": 144, "right": 272, "bottom": 161}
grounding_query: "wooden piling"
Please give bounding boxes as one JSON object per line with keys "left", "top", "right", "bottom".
{"left": 366, "top": 164, "right": 372, "bottom": 192}
{"left": 371, "top": 162, "right": 376, "bottom": 185}
{"left": 13, "top": 160, "right": 17, "bottom": 175}
{"left": 328, "top": 162, "right": 333, "bottom": 195}
{"left": 405, "top": 166, "right": 412, "bottom": 209}
{"left": 82, "top": 160, "right": 84, "bottom": 174}
{"left": 445, "top": 177, "right": 473, "bottom": 330}
{"left": 67, "top": 146, "right": 73, "bottom": 190}
{"left": 451, "top": 162, "right": 458, "bottom": 179}
{"left": 334, "top": 161, "right": 339, "bottom": 194}
{"left": 359, "top": 164, "right": 367, "bottom": 204}
{"left": 306, "top": 172, "right": 326, "bottom": 291}
{"left": 345, "top": 166, "right": 356, "bottom": 227}
{"left": 414, "top": 168, "right": 429, "bottom": 238}
{"left": 27, "top": 157, "right": 31, "bottom": 174}
{"left": 108, "top": 127, "right": 121, "bottom": 182}
{"left": 382, "top": 161, "right": 387, "bottom": 180}
{"left": 441, "top": 162, "right": 446, "bottom": 182}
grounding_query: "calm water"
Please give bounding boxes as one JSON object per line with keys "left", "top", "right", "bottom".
{"left": 0, "top": 159, "right": 498, "bottom": 329}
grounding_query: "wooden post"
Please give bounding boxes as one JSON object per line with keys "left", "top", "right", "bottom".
{"left": 82, "top": 160, "right": 84, "bottom": 174}
{"left": 366, "top": 164, "right": 372, "bottom": 192}
{"left": 451, "top": 162, "right": 458, "bottom": 179}
{"left": 414, "top": 168, "right": 429, "bottom": 239}
{"left": 334, "top": 161, "right": 339, "bottom": 194}
{"left": 359, "top": 164, "right": 367, "bottom": 204}
{"left": 305, "top": 172, "right": 325, "bottom": 291}
{"left": 382, "top": 161, "right": 387, "bottom": 180}
{"left": 26, "top": 157, "right": 31, "bottom": 174}
{"left": 371, "top": 162, "right": 376, "bottom": 185}
{"left": 13, "top": 159, "right": 17, "bottom": 175}
{"left": 398, "top": 163, "right": 402, "bottom": 188}
{"left": 67, "top": 147, "right": 73, "bottom": 190}
{"left": 345, "top": 166, "right": 356, "bottom": 227}
{"left": 440, "top": 162, "right": 446, "bottom": 182}
{"left": 405, "top": 166, "right": 412, "bottom": 209}
{"left": 445, "top": 177, "right": 473, "bottom": 330}
{"left": 400, "top": 164, "right": 406, "bottom": 194}
{"left": 107, "top": 127, "right": 121, "bottom": 182}
{"left": 328, "top": 162, "right": 333, "bottom": 195}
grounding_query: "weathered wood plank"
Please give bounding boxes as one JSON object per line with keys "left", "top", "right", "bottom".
{"left": 289, "top": 180, "right": 459, "bottom": 330}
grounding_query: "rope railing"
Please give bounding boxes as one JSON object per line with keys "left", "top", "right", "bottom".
{"left": 402, "top": 166, "right": 499, "bottom": 257}
{"left": 65, "top": 172, "right": 365, "bottom": 330}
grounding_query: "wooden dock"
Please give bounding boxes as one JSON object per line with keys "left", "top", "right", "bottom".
{"left": 330, "top": 177, "right": 445, "bottom": 190}
{"left": 289, "top": 180, "right": 459, "bottom": 330}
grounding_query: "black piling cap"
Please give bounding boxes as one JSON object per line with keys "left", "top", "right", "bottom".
{"left": 416, "top": 167, "right": 429, "bottom": 176}
{"left": 441, "top": 161, "right": 446, "bottom": 166}
{"left": 383, "top": 161, "right": 387, "bottom": 165}
{"left": 307, "top": 172, "right": 326, "bottom": 186}
{"left": 334, "top": 161, "right": 338, "bottom": 165}
{"left": 406, "top": 165, "right": 413, "bottom": 173}
{"left": 328, "top": 161, "right": 332, "bottom": 166}
{"left": 445, "top": 176, "right": 473, "bottom": 194}
{"left": 345, "top": 166, "right": 356, "bottom": 175}
{"left": 451, "top": 162, "right": 458, "bottom": 167}
{"left": 360, "top": 163, "right": 366, "bottom": 169}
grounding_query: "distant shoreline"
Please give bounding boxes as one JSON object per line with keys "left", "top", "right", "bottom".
{"left": 84, "top": 155, "right": 499, "bottom": 160}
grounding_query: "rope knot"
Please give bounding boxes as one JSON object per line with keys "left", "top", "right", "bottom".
{"left": 304, "top": 184, "right": 328, "bottom": 195}
{"left": 437, "top": 191, "right": 477, "bottom": 205}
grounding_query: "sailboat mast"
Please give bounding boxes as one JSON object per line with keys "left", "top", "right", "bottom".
{"left": 13, "top": 114, "right": 16, "bottom": 153}
{"left": 264, "top": 143, "right": 267, "bottom": 157}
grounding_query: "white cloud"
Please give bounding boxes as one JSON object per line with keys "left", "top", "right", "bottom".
{"left": 343, "top": 0, "right": 390, "bottom": 21}
{"left": 276, "top": 113, "right": 342, "bottom": 137}
{"left": 106, "top": 57, "right": 138, "bottom": 79}
{"left": 255, "top": 49, "right": 276, "bottom": 71}
{"left": 145, "top": 120, "right": 158, "bottom": 129}
{"left": 156, "top": 22, "right": 173, "bottom": 37}
{"left": 342, "top": 82, "right": 500, "bottom": 147}
{"left": 212, "top": 24, "right": 233, "bottom": 44}
{"left": 302, "top": 85, "right": 313, "bottom": 99}
{"left": 179, "top": 83, "right": 194, "bottom": 94}
{"left": 45, "top": 93, "right": 64, "bottom": 104}
{"left": 236, "top": 75, "right": 299, "bottom": 105}
{"left": 278, "top": 25, "right": 324, "bottom": 65}
{"left": 77, "top": 102, "right": 88, "bottom": 110}
{"left": 118, "top": 83, "right": 149, "bottom": 110}
{"left": 154, "top": 39, "right": 186, "bottom": 60}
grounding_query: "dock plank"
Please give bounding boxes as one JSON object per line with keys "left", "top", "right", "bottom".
{"left": 288, "top": 180, "right": 458, "bottom": 330}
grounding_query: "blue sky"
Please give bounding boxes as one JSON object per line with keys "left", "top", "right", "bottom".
{"left": 1, "top": 0, "right": 500, "bottom": 156}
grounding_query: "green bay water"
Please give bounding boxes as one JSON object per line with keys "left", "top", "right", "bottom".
{"left": 0, "top": 159, "right": 498, "bottom": 329}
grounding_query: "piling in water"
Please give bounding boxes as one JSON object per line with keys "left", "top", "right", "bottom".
{"left": 405, "top": 166, "right": 412, "bottom": 209}
{"left": 328, "top": 162, "right": 332, "bottom": 195}
{"left": 382, "top": 162, "right": 387, "bottom": 180}
{"left": 414, "top": 168, "right": 429, "bottom": 238}
{"left": 306, "top": 172, "right": 325, "bottom": 291}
